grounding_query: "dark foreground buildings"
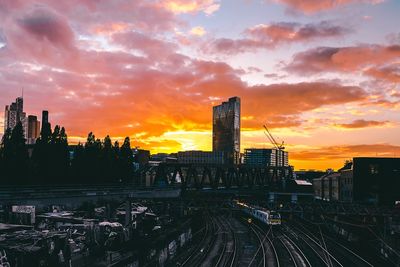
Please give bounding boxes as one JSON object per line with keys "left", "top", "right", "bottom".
{"left": 212, "top": 97, "right": 241, "bottom": 165}
{"left": 314, "top": 157, "right": 400, "bottom": 205}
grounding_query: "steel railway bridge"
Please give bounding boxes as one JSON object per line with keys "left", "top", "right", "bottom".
{"left": 142, "top": 163, "right": 293, "bottom": 190}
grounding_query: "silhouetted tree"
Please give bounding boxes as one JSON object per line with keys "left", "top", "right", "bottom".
{"left": 32, "top": 122, "right": 53, "bottom": 184}
{"left": 32, "top": 123, "right": 69, "bottom": 184}
{"left": 1, "top": 122, "right": 29, "bottom": 184}
{"left": 49, "top": 126, "right": 69, "bottom": 183}
{"left": 71, "top": 142, "right": 85, "bottom": 183}
{"left": 120, "top": 137, "right": 133, "bottom": 183}
{"left": 82, "top": 132, "right": 104, "bottom": 183}
{"left": 2, "top": 124, "right": 136, "bottom": 185}
{"left": 0, "top": 128, "right": 12, "bottom": 184}
{"left": 113, "top": 140, "right": 122, "bottom": 182}
{"left": 101, "top": 135, "right": 117, "bottom": 183}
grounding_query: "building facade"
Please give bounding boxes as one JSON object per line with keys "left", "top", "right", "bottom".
{"left": 313, "top": 172, "right": 341, "bottom": 202}
{"left": 42, "top": 110, "right": 49, "bottom": 125}
{"left": 313, "top": 157, "right": 400, "bottom": 205}
{"left": 40, "top": 110, "right": 50, "bottom": 132}
{"left": 177, "top": 150, "right": 225, "bottom": 165}
{"left": 25, "top": 115, "right": 41, "bottom": 145}
{"left": 340, "top": 166, "right": 353, "bottom": 202}
{"left": 244, "top": 148, "right": 288, "bottom": 167}
{"left": 212, "top": 97, "right": 240, "bottom": 165}
{"left": 4, "top": 97, "right": 25, "bottom": 134}
{"left": 134, "top": 149, "right": 150, "bottom": 166}
{"left": 352, "top": 157, "right": 400, "bottom": 204}
{"left": 4, "top": 97, "right": 45, "bottom": 144}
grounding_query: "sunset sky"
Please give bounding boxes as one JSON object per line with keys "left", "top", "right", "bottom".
{"left": 1, "top": 0, "right": 399, "bottom": 170}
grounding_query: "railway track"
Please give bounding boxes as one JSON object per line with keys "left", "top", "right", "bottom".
{"left": 226, "top": 219, "right": 238, "bottom": 267}
{"left": 174, "top": 214, "right": 239, "bottom": 267}
{"left": 282, "top": 224, "right": 335, "bottom": 267}
{"left": 247, "top": 220, "right": 280, "bottom": 267}
{"left": 273, "top": 226, "right": 312, "bottom": 267}
{"left": 171, "top": 208, "right": 380, "bottom": 267}
{"left": 186, "top": 216, "right": 218, "bottom": 266}
{"left": 284, "top": 223, "right": 344, "bottom": 267}
{"left": 213, "top": 216, "right": 237, "bottom": 267}
{"left": 290, "top": 219, "right": 375, "bottom": 267}
{"left": 250, "top": 221, "right": 314, "bottom": 267}
{"left": 247, "top": 221, "right": 267, "bottom": 267}
{"left": 172, "top": 214, "right": 217, "bottom": 267}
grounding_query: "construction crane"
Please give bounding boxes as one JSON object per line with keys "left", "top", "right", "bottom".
{"left": 263, "top": 124, "right": 285, "bottom": 151}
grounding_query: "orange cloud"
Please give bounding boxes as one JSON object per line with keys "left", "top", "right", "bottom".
{"left": 161, "top": 0, "right": 220, "bottom": 14}
{"left": 190, "top": 26, "right": 206, "bottom": 36}
{"left": 245, "top": 22, "right": 349, "bottom": 43}
{"left": 92, "top": 22, "right": 131, "bottom": 35}
{"left": 286, "top": 45, "right": 400, "bottom": 75}
{"left": 204, "top": 21, "right": 349, "bottom": 54}
{"left": 334, "top": 119, "right": 390, "bottom": 129}
{"left": 364, "top": 63, "right": 400, "bottom": 83}
{"left": 274, "top": 0, "right": 384, "bottom": 14}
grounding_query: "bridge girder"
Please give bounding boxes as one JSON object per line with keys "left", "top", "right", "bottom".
{"left": 149, "top": 163, "right": 293, "bottom": 190}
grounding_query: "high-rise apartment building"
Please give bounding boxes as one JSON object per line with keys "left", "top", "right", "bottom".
{"left": 244, "top": 148, "right": 289, "bottom": 167}
{"left": 4, "top": 97, "right": 26, "bottom": 133}
{"left": 25, "top": 115, "right": 41, "bottom": 144}
{"left": 42, "top": 110, "right": 49, "bottom": 126}
{"left": 212, "top": 96, "right": 241, "bottom": 164}
{"left": 40, "top": 110, "right": 51, "bottom": 135}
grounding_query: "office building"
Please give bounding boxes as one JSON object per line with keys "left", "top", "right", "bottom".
{"left": 244, "top": 148, "right": 288, "bottom": 167}
{"left": 41, "top": 110, "right": 49, "bottom": 129}
{"left": 177, "top": 150, "right": 225, "bottom": 165}
{"left": 4, "top": 97, "right": 26, "bottom": 133}
{"left": 42, "top": 110, "right": 48, "bottom": 125}
{"left": 25, "top": 115, "right": 40, "bottom": 145}
{"left": 212, "top": 97, "right": 241, "bottom": 164}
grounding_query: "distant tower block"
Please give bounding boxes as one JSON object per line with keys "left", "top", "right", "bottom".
{"left": 4, "top": 96, "right": 25, "bottom": 133}
{"left": 42, "top": 110, "right": 49, "bottom": 125}
{"left": 25, "top": 115, "right": 40, "bottom": 145}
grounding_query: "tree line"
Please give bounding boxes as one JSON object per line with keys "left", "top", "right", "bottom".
{"left": 0, "top": 121, "right": 134, "bottom": 185}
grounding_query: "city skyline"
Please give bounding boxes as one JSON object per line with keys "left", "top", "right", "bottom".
{"left": 1, "top": 0, "right": 400, "bottom": 170}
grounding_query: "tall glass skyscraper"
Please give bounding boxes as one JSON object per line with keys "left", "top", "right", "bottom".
{"left": 212, "top": 97, "right": 241, "bottom": 164}
{"left": 4, "top": 97, "right": 25, "bottom": 134}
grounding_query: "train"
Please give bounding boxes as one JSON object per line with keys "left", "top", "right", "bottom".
{"left": 234, "top": 200, "right": 281, "bottom": 225}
